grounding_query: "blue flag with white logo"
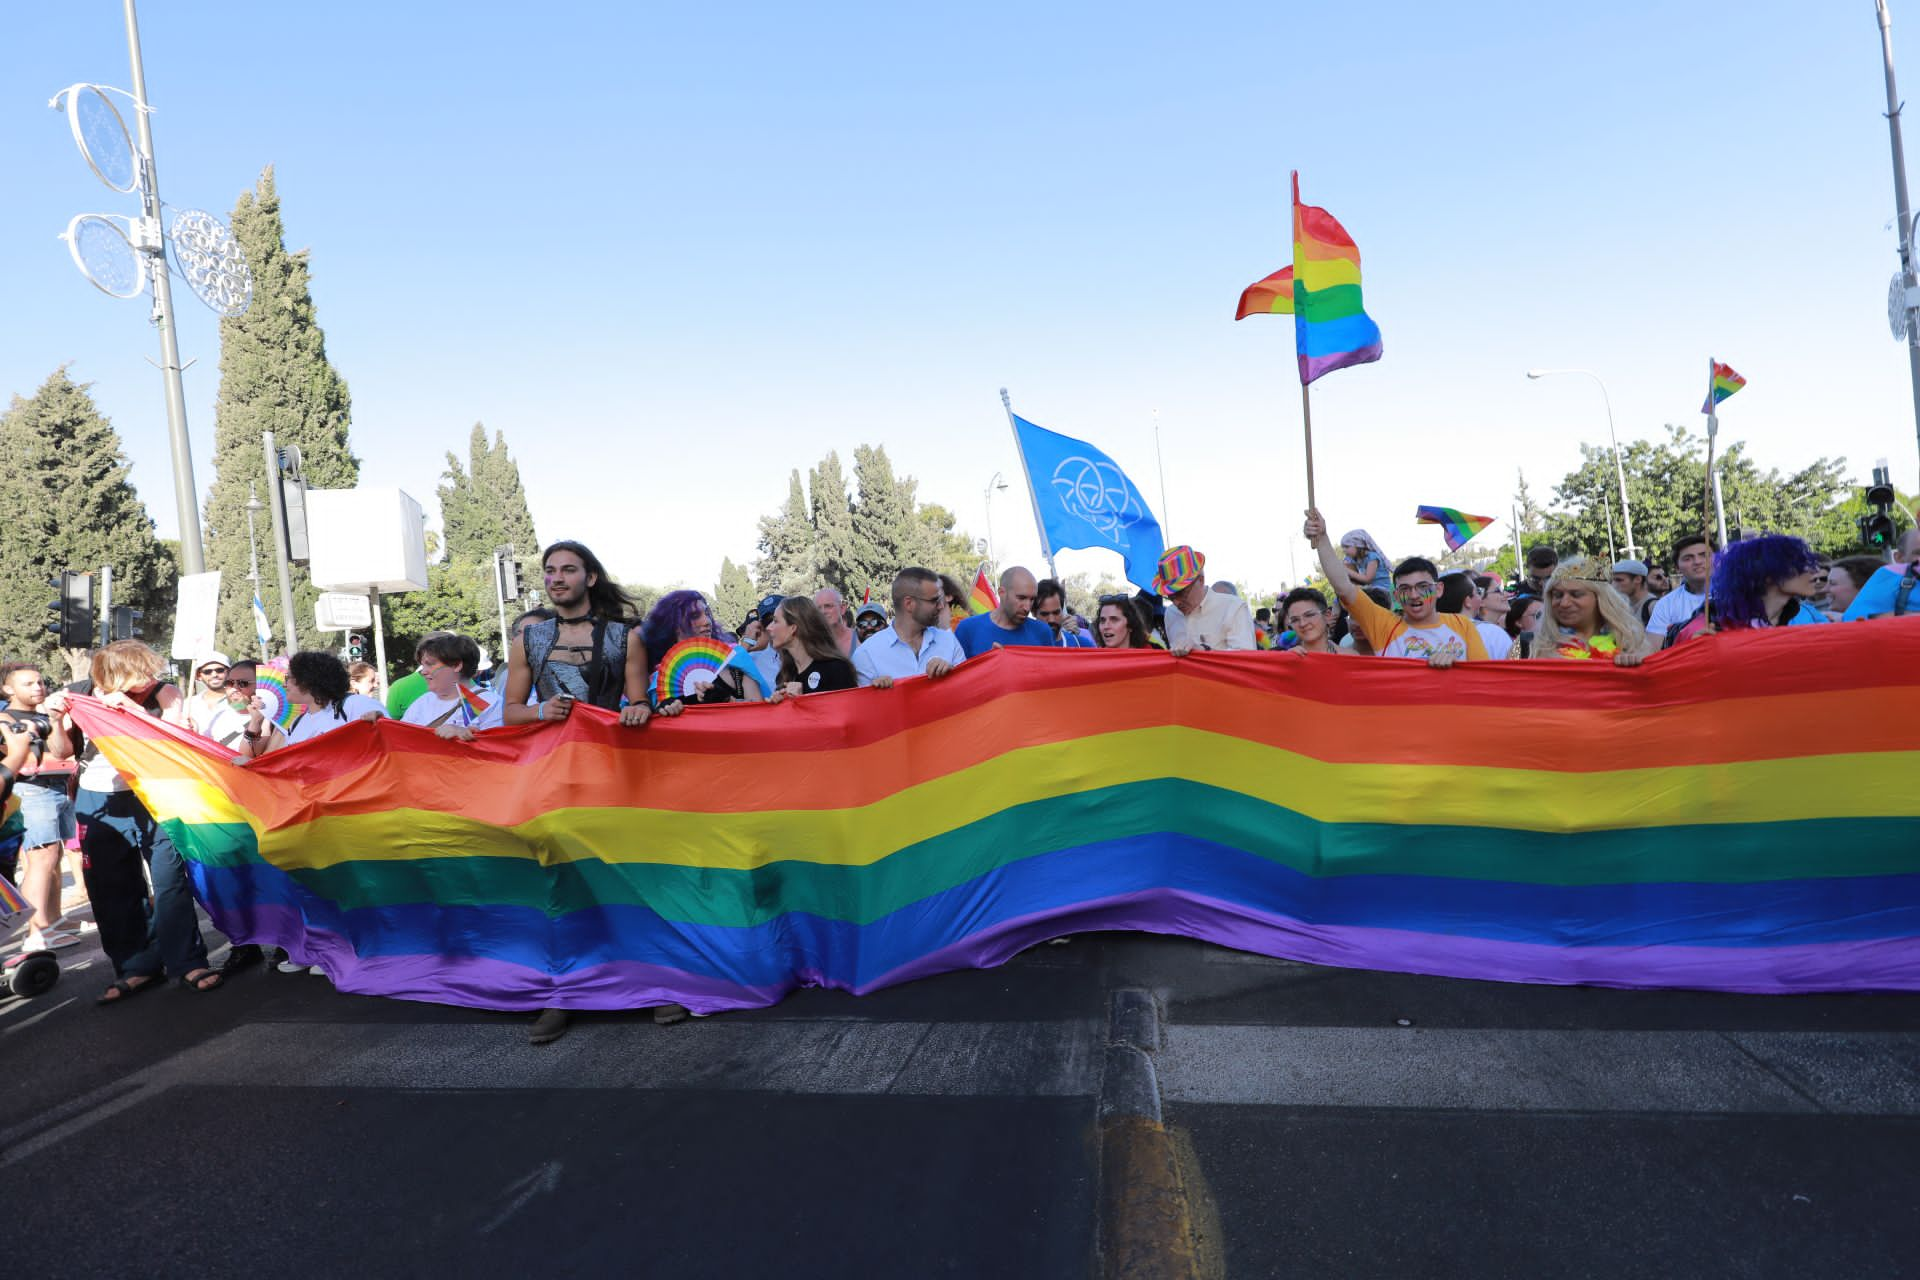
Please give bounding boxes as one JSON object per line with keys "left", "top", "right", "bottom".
{"left": 1010, "top": 414, "right": 1166, "bottom": 592}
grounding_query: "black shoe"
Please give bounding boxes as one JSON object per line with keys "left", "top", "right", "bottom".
{"left": 529, "top": 1008, "right": 571, "bottom": 1045}
{"left": 220, "top": 944, "right": 264, "bottom": 975}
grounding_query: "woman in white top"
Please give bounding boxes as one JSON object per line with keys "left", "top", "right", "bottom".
{"left": 400, "top": 633, "right": 502, "bottom": 740}
{"left": 43, "top": 640, "right": 224, "bottom": 1002}
{"left": 256, "top": 652, "right": 387, "bottom": 754}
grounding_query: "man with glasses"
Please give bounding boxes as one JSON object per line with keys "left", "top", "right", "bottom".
{"left": 1152, "top": 545, "right": 1255, "bottom": 653}
{"left": 1306, "top": 509, "right": 1487, "bottom": 666}
{"left": 854, "top": 567, "right": 966, "bottom": 687}
{"left": 185, "top": 652, "right": 234, "bottom": 737}
{"left": 854, "top": 602, "right": 888, "bottom": 643}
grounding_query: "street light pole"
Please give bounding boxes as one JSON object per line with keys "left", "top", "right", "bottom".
{"left": 983, "top": 471, "right": 1008, "bottom": 570}
{"left": 1526, "top": 368, "right": 1638, "bottom": 559}
{"left": 1875, "top": 0, "right": 1920, "bottom": 479}
{"left": 245, "top": 486, "right": 267, "bottom": 660}
{"left": 122, "top": 0, "right": 204, "bottom": 575}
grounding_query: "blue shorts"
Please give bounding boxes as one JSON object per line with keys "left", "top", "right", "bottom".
{"left": 17, "top": 780, "right": 76, "bottom": 848}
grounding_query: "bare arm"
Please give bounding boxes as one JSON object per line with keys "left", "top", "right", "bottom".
{"left": 502, "top": 636, "right": 539, "bottom": 725}
{"left": 1304, "top": 509, "right": 1360, "bottom": 604}
{"left": 619, "top": 631, "right": 652, "bottom": 727}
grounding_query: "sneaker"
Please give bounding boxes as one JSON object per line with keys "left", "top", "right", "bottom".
{"left": 276, "top": 960, "right": 312, "bottom": 974}
{"left": 25, "top": 928, "right": 80, "bottom": 951}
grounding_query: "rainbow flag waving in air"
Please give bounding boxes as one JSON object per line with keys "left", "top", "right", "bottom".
{"left": 1702, "top": 361, "right": 1747, "bottom": 413}
{"left": 1234, "top": 266, "right": 1295, "bottom": 319}
{"left": 1235, "top": 172, "right": 1386, "bottom": 384}
{"left": 1415, "top": 505, "right": 1496, "bottom": 551}
{"left": 969, "top": 566, "right": 998, "bottom": 615}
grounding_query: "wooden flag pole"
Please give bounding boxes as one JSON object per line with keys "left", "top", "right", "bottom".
{"left": 1301, "top": 381, "right": 1317, "bottom": 510}
{"left": 1701, "top": 358, "right": 1720, "bottom": 547}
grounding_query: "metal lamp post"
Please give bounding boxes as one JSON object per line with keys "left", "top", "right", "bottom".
{"left": 983, "top": 471, "right": 1009, "bottom": 570}
{"left": 1526, "top": 368, "right": 1638, "bottom": 559}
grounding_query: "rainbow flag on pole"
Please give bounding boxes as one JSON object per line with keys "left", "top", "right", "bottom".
{"left": 1234, "top": 266, "right": 1295, "bottom": 319}
{"left": 969, "top": 566, "right": 998, "bottom": 615}
{"left": 1702, "top": 361, "right": 1747, "bottom": 413}
{"left": 1288, "top": 171, "right": 1382, "bottom": 384}
{"left": 1415, "top": 505, "right": 1496, "bottom": 551}
{"left": 65, "top": 624, "right": 1920, "bottom": 1013}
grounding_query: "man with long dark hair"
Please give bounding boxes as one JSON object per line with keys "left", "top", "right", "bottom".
{"left": 503, "top": 541, "right": 651, "bottom": 729}
{"left": 500, "top": 542, "right": 654, "bottom": 1045}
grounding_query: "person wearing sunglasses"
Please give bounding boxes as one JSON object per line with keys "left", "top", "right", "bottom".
{"left": 1306, "top": 509, "right": 1488, "bottom": 667}
{"left": 185, "top": 652, "right": 234, "bottom": 737}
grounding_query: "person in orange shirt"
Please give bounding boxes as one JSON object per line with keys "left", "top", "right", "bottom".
{"left": 1305, "top": 508, "right": 1487, "bottom": 667}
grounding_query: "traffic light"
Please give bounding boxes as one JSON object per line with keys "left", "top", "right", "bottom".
{"left": 1860, "top": 464, "right": 1899, "bottom": 549}
{"left": 109, "top": 606, "right": 142, "bottom": 641}
{"left": 45, "top": 571, "right": 94, "bottom": 649}
{"left": 277, "top": 444, "right": 311, "bottom": 563}
{"left": 495, "top": 545, "right": 521, "bottom": 605}
{"left": 346, "top": 632, "right": 368, "bottom": 663}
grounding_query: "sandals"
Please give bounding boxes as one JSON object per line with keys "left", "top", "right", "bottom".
{"left": 95, "top": 975, "right": 160, "bottom": 1006}
{"left": 180, "top": 968, "right": 225, "bottom": 992}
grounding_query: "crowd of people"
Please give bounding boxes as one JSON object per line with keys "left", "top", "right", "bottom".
{"left": 3, "top": 519, "right": 1916, "bottom": 1040}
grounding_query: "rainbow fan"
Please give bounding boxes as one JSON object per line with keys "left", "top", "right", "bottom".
{"left": 654, "top": 637, "right": 734, "bottom": 700}
{"left": 254, "top": 659, "right": 299, "bottom": 729}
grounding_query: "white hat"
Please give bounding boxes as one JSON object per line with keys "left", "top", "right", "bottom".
{"left": 194, "top": 652, "right": 233, "bottom": 672}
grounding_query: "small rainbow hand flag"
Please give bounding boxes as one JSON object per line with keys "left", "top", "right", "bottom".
{"left": 1416, "top": 505, "right": 1495, "bottom": 551}
{"left": 969, "top": 566, "right": 999, "bottom": 615}
{"left": 457, "top": 684, "right": 490, "bottom": 720}
{"left": 1702, "top": 362, "right": 1746, "bottom": 414}
{"left": 1235, "top": 266, "right": 1294, "bottom": 319}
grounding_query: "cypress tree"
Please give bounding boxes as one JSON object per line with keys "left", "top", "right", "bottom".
{"left": 0, "top": 369, "right": 175, "bottom": 665}
{"left": 849, "top": 445, "right": 922, "bottom": 592}
{"left": 713, "top": 557, "right": 756, "bottom": 633}
{"left": 203, "top": 166, "right": 358, "bottom": 656}
{"left": 755, "top": 471, "right": 817, "bottom": 593}
{"left": 808, "top": 451, "right": 857, "bottom": 596}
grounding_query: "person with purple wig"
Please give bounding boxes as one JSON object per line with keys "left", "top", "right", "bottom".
{"left": 641, "top": 589, "right": 761, "bottom": 711}
{"left": 1703, "top": 534, "right": 1831, "bottom": 632}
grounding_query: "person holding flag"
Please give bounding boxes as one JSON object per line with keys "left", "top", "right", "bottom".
{"left": 402, "top": 633, "right": 504, "bottom": 739}
{"left": 1304, "top": 510, "right": 1486, "bottom": 666}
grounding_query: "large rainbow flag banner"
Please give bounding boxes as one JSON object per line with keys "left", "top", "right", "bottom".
{"left": 67, "top": 624, "right": 1920, "bottom": 1012}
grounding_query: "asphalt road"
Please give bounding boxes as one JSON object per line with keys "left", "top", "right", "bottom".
{"left": 4, "top": 917, "right": 1917, "bottom": 1278}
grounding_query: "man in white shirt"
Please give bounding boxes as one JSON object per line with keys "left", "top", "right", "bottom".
{"left": 853, "top": 568, "right": 965, "bottom": 687}
{"left": 1645, "top": 534, "right": 1714, "bottom": 644}
{"left": 1152, "top": 545, "right": 1255, "bottom": 653}
{"left": 185, "top": 652, "right": 234, "bottom": 737}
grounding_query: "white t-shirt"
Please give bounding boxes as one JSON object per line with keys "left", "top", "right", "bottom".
{"left": 285, "top": 693, "right": 388, "bottom": 745}
{"left": 1645, "top": 585, "right": 1707, "bottom": 640}
{"left": 186, "top": 691, "right": 229, "bottom": 737}
{"left": 1164, "top": 591, "right": 1257, "bottom": 651}
{"left": 401, "top": 687, "right": 504, "bottom": 731}
{"left": 1475, "top": 621, "right": 1513, "bottom": 661}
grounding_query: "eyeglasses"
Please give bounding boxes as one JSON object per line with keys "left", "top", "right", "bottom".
{"left": 909, "top": 593, "right": 941, "bottom": 606}
{"left": 198, "top": 666, "right": 228, "bottom": 676}
{"left": 1392, "top": 583, "right": 1440, "bottom": 601}
{"left": 226, "top": 678, "right": 254, "bottom": 688}
{"left": 1098, "top": 594, "right": 1133, "bottom": 606}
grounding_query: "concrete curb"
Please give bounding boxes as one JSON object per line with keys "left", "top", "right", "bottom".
{"left": 1097, "top": 988, "right": 1205, "bottom": 1279}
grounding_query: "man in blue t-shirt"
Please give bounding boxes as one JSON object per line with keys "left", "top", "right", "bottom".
{"left": 1841, "top": 531, "right": 1920, "bottom": 621}
{"left": 955, "top": 566, "right": 1056, "bottom": 657}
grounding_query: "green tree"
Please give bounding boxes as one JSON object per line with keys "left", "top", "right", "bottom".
{"left": 0, "top": 370, "right": 176, "bottom": 665}
{"left": 1544, "top": 426, "right": 1851, "bottom": 566}
{"left": 848, "top": 444, "right": 924, "bottom": 596}
{"left": 384, "top": 426, "right": 542, "bottom": 668}
{"left": 203, "top": 166, "right": 358, "bottom": 656}
{"left": 755, "top": 471, "right": 816, "bottom": 594}
{"left": 713, "top": 557, "right": 756, "bottom": 631}
{"left": 808, "top": 452, "right": 857, "bottom": 594}
{"left": 915, "top": 503, "right": 983, "bottom": 583}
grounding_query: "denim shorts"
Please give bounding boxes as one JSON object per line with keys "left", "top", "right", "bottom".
{"left": 17, "top": 780, "right": 77, "bottom": 848}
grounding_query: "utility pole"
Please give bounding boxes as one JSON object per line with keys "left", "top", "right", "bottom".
{"left": 1877, "top": 0, "right": 1920, "bottom": 478}
{"left": 262, "top": 430, "right": 300, "bottom": 652}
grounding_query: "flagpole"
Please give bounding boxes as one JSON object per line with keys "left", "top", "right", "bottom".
{"left": 1702, "top": 358, "right": 1720, "bottom": 546}
{"left": 1153, "top": 406, "right": 1171, "bottom": 541}
{"left": 1301, "top": 383, "right": 1317, "bottom": 510}
{"left": 1511, "top": 504, "right": 1524, "bottom": 580}
{"left": 1001, "top": 387, "right": 1057, "bottom": 580}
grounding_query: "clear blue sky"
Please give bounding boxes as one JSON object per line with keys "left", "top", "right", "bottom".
{"left": 3, "top": 2, "right": 1915, "bottom": 592}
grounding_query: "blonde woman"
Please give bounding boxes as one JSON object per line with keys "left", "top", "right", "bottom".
{"left": 1530, "top": 563, "right": 1649, "bottom": 667}
{"left": 45, "top": 640, "right": 223, "bottom": 1002}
